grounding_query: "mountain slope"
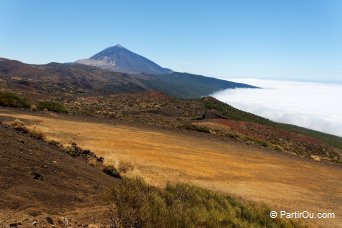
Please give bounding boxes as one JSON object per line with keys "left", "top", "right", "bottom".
{"left": 145, "top": 72, "right": 254, "bottom": 98}
{"left": 0, "top": 59, "right": 147, "bottom": 95}
{"left": 76, "top": 45, "right": 172, "bottom": 74}
{"left": 0, "top": 58, "right": 254, "bottom": 98}
{"left": 1, "top": 59, "right": 341, "bottom": 160}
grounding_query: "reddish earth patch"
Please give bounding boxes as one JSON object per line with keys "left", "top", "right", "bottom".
{"left": 213, "top": 119, "right": 322, "bottom": 144}
{"left": 143, "top": 90, "right": 170, "bottom": 99}
{"left": 197, "top": 118, "right": 341, "bottom": 161}
{"left": 0, "top": 124, "right": 115, "bottom": 226}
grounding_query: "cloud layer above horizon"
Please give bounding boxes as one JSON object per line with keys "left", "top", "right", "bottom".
{"left": 211, "top": 79, "right": 342, "bottom": 137}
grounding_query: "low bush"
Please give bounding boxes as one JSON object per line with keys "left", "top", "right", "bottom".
{"left": 10, "top": 119, "right": 29, "bottom": 133}
{"left": 10, "top": 119, "right": 45, "bottom": 140}
{"left": 182, "top": 123, "right": 211, "bottom": 133}
{"left": 64, "top": 142, "right": 94, "bottom": 157}
{"left": 46, "top": 139, "right": 61, "bottom": 147}
{"left": 0, "top": 91, "right": 30, "bottom": 108}
{"left": 28, "top": 127, "right": 46, "bottom": 140}
{"left": 103, "top": 165, "right": 121, "bottom": 179}
{"left": 104, "top": 178, "right": 299, "bottom": 227}
{"left": 37, "top": 101, "right": 68, "bottom": 113}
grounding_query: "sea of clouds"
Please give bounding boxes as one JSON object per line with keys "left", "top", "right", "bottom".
{"left": 211, "top": 78, "right": 342, "bottom": 137}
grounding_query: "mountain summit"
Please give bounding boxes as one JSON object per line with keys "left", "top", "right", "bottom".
{"left": 76, "top": 45, "right": 172, "bottom": 74}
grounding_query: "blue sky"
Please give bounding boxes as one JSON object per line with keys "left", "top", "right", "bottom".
{"left": 0, "top": 0, "right": 341, "bottom": 81}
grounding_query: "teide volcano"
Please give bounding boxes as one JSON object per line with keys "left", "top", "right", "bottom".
{"left": 76, "top": 45, "right": 172, "bottom": 74}
{"left": 0, "top": 45, "right": 256, "bottom": 99}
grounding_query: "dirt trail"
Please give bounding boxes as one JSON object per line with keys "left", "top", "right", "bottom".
{"left": 1, "top": 108, "right": 341, "bottom": 227}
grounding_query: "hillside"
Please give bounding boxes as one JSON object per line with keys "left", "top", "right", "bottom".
{"left": 1, "top": 71, "right": 341, "bottom": 227}
{"left": 1, "top": 108, "right": 339, "bottom": 227}
{"left": 0, "top": 58, "right": 254, "bottom": 99}
{"left": 144, "top": 72, "right": 254, "bottom": 98}
{"left": 0, "top": 59, "right": 147, "bottom": 95}
{"left": 202, "top": 97, "right": 342, "bottom": 151}
{"left": 0, "top": 120, "right": 302, "bottom": 227}
{"left": 0, "top": 54, "right": 341, "bottom": 227}
{"left": 0, "top": 123, "right": 115, "bottom": 226}
{"left": 51, "top": 91, "right": 339, "bottom": 163}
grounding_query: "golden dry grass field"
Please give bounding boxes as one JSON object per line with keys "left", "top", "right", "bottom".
{"left": 1, "top": 108, "right": 341, "bottom": 227}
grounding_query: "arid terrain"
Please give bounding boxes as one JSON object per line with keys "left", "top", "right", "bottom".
{"left": 1, "top": 108, "right": 341, "bottom": 227}
{"left": 2, "top": 1, "right": 342, "bottom": 225}
{"left": 1, "top": 48, "right": 341, "bottom": 227}
{"left": 0, "top": 119, "right": 116, "bottom": 227}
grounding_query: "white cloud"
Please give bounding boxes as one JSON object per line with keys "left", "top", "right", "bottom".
{"left": 211, "top": 78, "right": 342, "bottom": 137}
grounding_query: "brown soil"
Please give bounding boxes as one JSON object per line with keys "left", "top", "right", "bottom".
{"left": 0, "top": 123, "right": 115, "bottom": 227}
{"left": 0, "top": 108, "right": 340, "bottom": 227}
{"left": 195, "top": 118, "right": 341, "bottom": 162}
{"left": 62, "top": 92, "right": 342, "bottom": 164}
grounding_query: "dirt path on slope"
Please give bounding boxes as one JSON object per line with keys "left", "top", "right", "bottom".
{"left": 1, "top": 108, "right": 341, "bottom": 227}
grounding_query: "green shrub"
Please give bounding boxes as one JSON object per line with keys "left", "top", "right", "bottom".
{"left": 0, "top": 91, "right": 30, "bottom": 108}
{"left": 37, "top": 101, "right": 68, "bottom": 113}
{"left": 104, "top": 178, "right": 299, "bottom": 227}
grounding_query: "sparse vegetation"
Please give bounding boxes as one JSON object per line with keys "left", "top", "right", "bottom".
{"left": 274, "top": 122, "right": 342, "bottom": 151}
{"left": 104, "top": 178, "right": 299, "bottom": 228}
{"left": 1, "top": 57, "right": 340, "bottom": 227}
{"left": 182, "top": 123, "right": 211, "bottom": 133}
{"left": 10, "top": 119, "right": 46, "bottom": 140}
{"left": 64, "top": 142, "right": 100, "bottom": 160}
{"left": 147, "top": 72, "right": 255, "bottom": 99}
{"left": 37, "top": 101, "right": 68, "bottom": 113}
{"left": 103, "top": 165, "right": 121, "bottom": 178}
{"left": 0, "top": 91, "right": 30, "bottom": 108}
{"left": 203, "top": 97, "right": 342, "bottom": 150}
{"left": 46, "top": 139, "right": 61, "bottom": 147}
{"left": 10, "top": 119, "right": 29, "bottom": 133}
{"left": 28, "top": 127, "right": 46, "bottom": 140}
{"left": 117, "top": 161, "right": 135, "bottom": 174}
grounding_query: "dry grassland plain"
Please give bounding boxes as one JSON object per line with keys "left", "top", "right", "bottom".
{"left": 1, "top": 109, "right": 341, "bottom": 227}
